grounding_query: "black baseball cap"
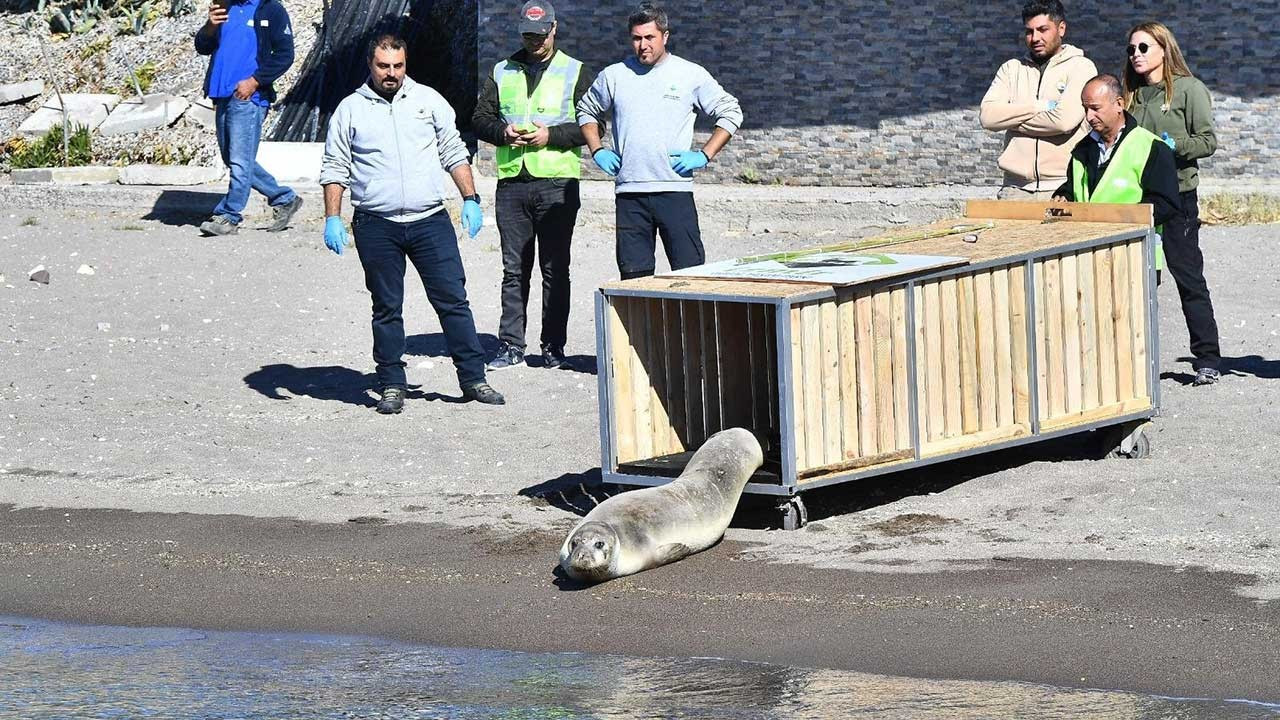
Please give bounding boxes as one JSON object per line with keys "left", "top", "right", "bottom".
{"left": 518, "top": 0, "right": 555, "bottom": 34}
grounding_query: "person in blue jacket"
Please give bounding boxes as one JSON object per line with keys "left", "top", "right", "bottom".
{"left": 195, "top": 0, "right": 303, "bottom": 237}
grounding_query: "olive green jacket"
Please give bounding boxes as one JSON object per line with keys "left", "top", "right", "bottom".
{"left": 1128, "top": 75, "right": 1217, "bottom": 192}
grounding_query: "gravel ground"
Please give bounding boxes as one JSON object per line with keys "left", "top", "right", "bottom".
{"left": 0, "top": 195, "right": 1277, "bottom": 604}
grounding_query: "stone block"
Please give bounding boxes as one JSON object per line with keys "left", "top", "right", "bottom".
{"left": 18, "top": 94, "right": 121, "bottom": 137}
{"left": 11, "top": 166, "right": 121, "bottom": 185}
{"left": 118, "top": 164, "right": 225, "bottom": 186}
{"left": 98, "top": 95, "right": 190, "bottom": 136}
{"left": 256, "top": 141, "right": 325, "bottom": 184}
{"left": 0, "top": 80, "right": 44, "bottom": 105}
{"left": 185, "top": 98, "right": 216, "bottom": 129}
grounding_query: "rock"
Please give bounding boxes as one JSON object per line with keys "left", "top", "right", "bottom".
{"left": 0, "top": 80, "right": 44, "bottom": 105}
{"left": 256, "top": 142, "right": 325, "bottom": 184}
{"left": 77, "top": 264, "right": 95, "bottom": 275}
{"left": 98, "top": 94, "right": 190, "bottom": 136}
{"left": 11, "top": 167, "right": 121, "bottom": 185}
{"left": 118, "top": 164, "right": 224, "bottom": 186}
{"left": 97, "top": 322, "right": 111, "bottom": 332}
{"left": 28, "top": 265, "right": 49, "bottom": 284}
{"left": 185, "top": 96, "right": 215, "bottom": 128}
{"left": 18, "top": 93, "right": 121, "bottom": 137}
{"left": 185, "top": 97, "right": 215, "bottom": 129}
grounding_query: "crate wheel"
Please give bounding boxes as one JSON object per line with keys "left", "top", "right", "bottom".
{"left": 777, "top": 497, "right": 809, "bottom": 531}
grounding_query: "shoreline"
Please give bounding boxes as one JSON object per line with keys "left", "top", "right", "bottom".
{"left": 1, "top": 506, "right": 1276, "bottom": 702}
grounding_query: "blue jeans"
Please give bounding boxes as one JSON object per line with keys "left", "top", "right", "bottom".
{"left": 353, "top": 210, "right": 487, "bottom": 390}
{"left": 212, "top": 97, "right": 295, "bottom": 225}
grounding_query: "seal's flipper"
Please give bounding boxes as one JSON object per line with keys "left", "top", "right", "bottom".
{"left": 654, "top": 543, "right": 692, "bottom": 565}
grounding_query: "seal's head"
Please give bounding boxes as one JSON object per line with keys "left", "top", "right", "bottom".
{"left": 562, "top": 521, "right": 619, "bottom": 583}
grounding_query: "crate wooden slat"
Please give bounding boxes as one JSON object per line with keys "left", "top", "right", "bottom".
{"left": 598, "top": 202, "right": 1158, "bottom": 498}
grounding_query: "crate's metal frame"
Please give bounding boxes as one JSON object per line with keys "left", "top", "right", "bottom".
{"left": 595, "top": 227, "right": 1159, "bottom": 501}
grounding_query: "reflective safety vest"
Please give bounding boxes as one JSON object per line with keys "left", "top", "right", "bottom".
{"left": 1072, "top": 125, "right": 1165, "bottom": 268}
{"left": 494, "top": 51, "right": 583, "bottom": 179}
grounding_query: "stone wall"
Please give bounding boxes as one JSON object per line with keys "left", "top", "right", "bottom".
{"left": 475, "top": 1, "right": 1280, "bottom": 186}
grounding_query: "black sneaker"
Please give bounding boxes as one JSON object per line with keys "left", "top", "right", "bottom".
{"left": 541, "top": 343, "right": 568, "bottom": 370}
{"left": 486, "top": 343, "right": 524, "bottom": 371}
{"left": 267, "top": 195, "right": 304, "bottom": 232}
{"left": 1192, "top": 367, "right": 1221, "bottom": 386}
{"left": 376, "top": 386, "right": 405, "bottom": 414}
{"left": 199, "top": 215, "right": 239, "bottom": 236}
{"left": 462, "top": 382, "right": 505, "bottom": 405}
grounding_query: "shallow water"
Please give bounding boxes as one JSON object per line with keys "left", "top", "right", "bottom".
{"left": 0, "top": 617, "right": 1276, "bottom": 719}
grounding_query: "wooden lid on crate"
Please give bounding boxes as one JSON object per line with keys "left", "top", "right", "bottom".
{"left": 601, "top": 201, "right": 1151, "bottom": 297}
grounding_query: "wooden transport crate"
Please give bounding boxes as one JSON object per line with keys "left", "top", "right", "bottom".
{"left": 594, "top": 201, "right": 1160, "bottom": 526}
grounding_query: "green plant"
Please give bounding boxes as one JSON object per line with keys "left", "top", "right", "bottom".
{"left": 738, "top": 167, "right": 763, "bottom": 185}
{"left": 79, "top": 34, "right": 111, "bottom": 60}
{"left": 9, "top": 124, "right": 93, "bottom": 168}
{"left": 114, "top": 59, "right": 155, "bottom": 96}
{"left": 35, "top": 0, "right": 188, "bottom": 36}
{"left": 21, "top": 217, "right": 38, "bottom": 226}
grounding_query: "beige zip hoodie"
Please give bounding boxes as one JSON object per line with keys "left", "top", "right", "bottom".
{"left": 980, "top": 44, "right": 1097, "bottom": 192}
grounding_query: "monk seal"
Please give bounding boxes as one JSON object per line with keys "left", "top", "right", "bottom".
{"left": 559, "top": 428, "right": 764, "bottom": 583}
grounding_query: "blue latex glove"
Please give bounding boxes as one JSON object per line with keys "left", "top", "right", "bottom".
{"left": 461, "top": 199, "right": 483, "bottom": 239}
{"left": 669, "top": 150, "right": 708, "bottom": 177}
{"left": 1160, "top": 132, "right": 1176, "bottom": 150}
{"left": 323, "top": 216, "right": 347, "bottom": 256}
{"left": 592, "top": 148, "right": 621, "bottom": 176}
{"left": 1046, "top": 99, "right": 1059, "bottom": 111}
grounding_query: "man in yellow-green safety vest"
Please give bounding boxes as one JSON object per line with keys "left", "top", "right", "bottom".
{"left": 472, "top": 0, "right": 596, "bottom": 371}
{"left": 1056, "top": 74, "right": 1232, "bottom": 387}
{"left": 1053, "top": 73, "right": 1180, "bottom": 235}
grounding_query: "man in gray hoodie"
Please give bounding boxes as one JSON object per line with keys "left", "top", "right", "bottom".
{"left": 320, "top": 34, "right": 504, "bottom": 413}
{"left": 577, "top": 3, "right": 743, "bottom": 279}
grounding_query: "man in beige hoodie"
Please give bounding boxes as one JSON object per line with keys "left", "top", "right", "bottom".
{"left": 980, "top": 1, "right": 1097, "bottom": 199}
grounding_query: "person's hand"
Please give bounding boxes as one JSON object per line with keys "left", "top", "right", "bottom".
{"left": 592, "top": 148, "right": 621, "bottom": 176}
{"left": 323, "top": 216, "right": 347, "bottom": 255}
{"left": 461, "top": 199, "right": 483, "bottom": 239}
{"left": 503, "top": 123, "right": 526, "bottom": 146}
{"left": 234, "top": 76, "right": 259, "bottom": 101}
{"left": 669, "top": 150, "right": 708, "bottom": 177}
{"left": 1160, "top": 132, "right": 1177, "bottom": 150}
{"left": 518, "top": 122, "right": 550, "bottom": 149}
{"left": 208, "top": 2, "right": 228, "bottom": 25}
{"left": 1046, "top": 99, "right": 1059, "bottom": 111}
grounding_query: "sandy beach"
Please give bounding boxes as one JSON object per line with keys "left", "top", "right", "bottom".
{"left": 0, "top": 181, "right": 1277, "bottom": 701}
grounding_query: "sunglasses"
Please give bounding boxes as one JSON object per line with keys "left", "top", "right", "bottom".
{"left": 1127, "top": 42, "right": 1154, "bottom": 56}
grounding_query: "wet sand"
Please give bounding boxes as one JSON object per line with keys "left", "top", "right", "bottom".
{"left": 1, "top": 506, "right": 1276, "bottom": 702}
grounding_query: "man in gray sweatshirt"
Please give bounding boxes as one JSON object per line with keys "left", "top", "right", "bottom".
{"left": 578, "top": 3, "right": 743, "bottom": 279}
{"left": 319, "top": 34, "right": 504, "bottom": 413}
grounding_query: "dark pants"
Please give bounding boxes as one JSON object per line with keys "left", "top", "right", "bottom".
{"left": 212, "top": 97, "right": 295, "bottom": 225}
{"left": 495, "top": 178, "right": 580, "bottom": 351}
{"left": 615, "top": 191, "right": 704, "bottom": 280}
{"left": 353, "top": 210, "right": 486, "bottom": 390}
{"left": 1163, "top": 189, "right": 1221, "bottom": 370}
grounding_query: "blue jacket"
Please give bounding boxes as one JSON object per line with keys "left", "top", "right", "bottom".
{"left": 194, "top": 0, "right": 294, "bottom": 104}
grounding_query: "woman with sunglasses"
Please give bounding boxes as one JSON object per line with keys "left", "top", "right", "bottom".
{"left": 1124, "top": 21, "right": 1222, "bottom": 386}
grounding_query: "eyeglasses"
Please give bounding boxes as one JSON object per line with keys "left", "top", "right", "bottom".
{"left": 1127, "top": 42, "right": 1153, "bottom": 56}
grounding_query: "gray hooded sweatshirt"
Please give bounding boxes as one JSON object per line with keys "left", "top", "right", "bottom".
{"left": 577, "top": 53, "right": 743, "bottom": 194}
{"left": 320, "top": 76, "right": 469, "bottom": 223}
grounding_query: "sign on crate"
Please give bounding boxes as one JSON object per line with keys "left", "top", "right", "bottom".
{"left": 663, "top": 251, "right": 966, "bottom": 286}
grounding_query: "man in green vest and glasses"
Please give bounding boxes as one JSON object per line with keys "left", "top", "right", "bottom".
{"left": 473, "top": 0, "right": 596, "bottom": 371}
{"left": 1054, "top": 74, "right": 1180, "bottom": 220}
{"left": 1055, "top": 75, "right": 1218, "bottom": 384}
